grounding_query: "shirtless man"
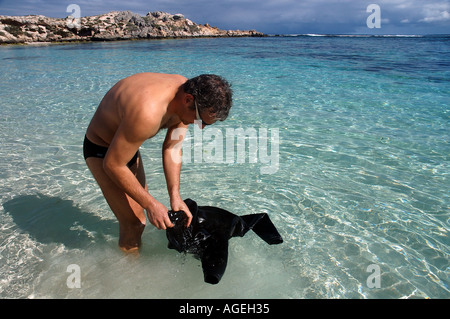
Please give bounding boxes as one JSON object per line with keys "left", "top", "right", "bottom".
{"left": 83, "top": 73, "right": 232, "bottom": 252}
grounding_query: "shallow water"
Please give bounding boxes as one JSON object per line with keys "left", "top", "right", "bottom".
{"left": 0, "top": 36, "right": 449, "bottom": 298}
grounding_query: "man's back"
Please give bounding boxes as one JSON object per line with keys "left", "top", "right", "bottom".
{"left": 86, "top": 72, "right": 187, "bottom": 147}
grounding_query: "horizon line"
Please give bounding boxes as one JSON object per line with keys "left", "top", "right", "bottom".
{"left": 1, "top": 11, "right": 449, "bottom": 37}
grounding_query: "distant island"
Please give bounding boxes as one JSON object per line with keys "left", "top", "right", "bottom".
{"left": 0, "top": 11, "right": 265, "bottom": 44}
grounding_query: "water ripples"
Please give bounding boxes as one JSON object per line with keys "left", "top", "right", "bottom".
{"left": 1, "top": 37, "right": 449, "bottom": 298}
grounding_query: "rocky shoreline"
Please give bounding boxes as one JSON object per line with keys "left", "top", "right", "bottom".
{"left": 0, "top": 11, "right": 265, "bottom": 44}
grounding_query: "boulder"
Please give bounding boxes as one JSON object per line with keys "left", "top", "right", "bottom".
{"left": 0, "top": 11, "right": 266, "bottom": 44}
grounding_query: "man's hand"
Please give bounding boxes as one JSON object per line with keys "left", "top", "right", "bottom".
{"left": 170, "top": 196, "right": 193, "bottom": 227}
{"left": 145, "top": 200, "right": 174, "bottom": 230}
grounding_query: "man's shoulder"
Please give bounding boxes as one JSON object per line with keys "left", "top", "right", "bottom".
{"left": 127, "top": 72, "right": 187, "bottom": 81}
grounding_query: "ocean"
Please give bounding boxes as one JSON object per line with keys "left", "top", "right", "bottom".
{"left": 0, "top": 35, "right": 448, "bottom": 299}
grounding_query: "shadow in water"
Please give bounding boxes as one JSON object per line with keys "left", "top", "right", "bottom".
{"left": 3, "top": 194, "right": 118, "bottom": 248}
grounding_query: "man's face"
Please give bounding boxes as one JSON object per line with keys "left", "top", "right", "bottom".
{"left": 192, "top": 99, "right": 217, "bottom": 129}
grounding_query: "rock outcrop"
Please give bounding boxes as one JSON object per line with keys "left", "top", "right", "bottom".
{"left": 0, "top": 11, "right": 265, "bottom": 44}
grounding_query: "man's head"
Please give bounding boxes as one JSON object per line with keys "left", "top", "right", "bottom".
{"left": 183, "top": 74, "right": 233, "bottom": 124}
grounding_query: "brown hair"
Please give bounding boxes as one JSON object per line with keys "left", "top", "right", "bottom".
{"left": 183, "top": 74, "right": 233, "bottom": 121}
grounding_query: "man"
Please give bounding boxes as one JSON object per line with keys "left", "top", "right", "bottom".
{"left": 83, "top": 73, "right": 232, "bottom": 252}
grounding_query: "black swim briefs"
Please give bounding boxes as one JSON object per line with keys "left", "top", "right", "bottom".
{"left": 83, "top": 136, "right": 139, "bottom": 168}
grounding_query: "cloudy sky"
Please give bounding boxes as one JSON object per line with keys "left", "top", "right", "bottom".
{"left": 0, "top": 0, "right": 449, "bottom": 34}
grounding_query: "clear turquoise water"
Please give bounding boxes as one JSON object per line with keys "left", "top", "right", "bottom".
{"left": 0, "top": 36, "right": 448, "bottom": 299}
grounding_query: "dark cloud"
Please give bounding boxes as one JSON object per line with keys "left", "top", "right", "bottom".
{"left": 1, "top": 0, "right": 448, "bottom": 34}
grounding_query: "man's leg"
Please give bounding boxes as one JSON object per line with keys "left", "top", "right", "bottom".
{"left": 85, "top": 153, "right": 147, "bottom": 252}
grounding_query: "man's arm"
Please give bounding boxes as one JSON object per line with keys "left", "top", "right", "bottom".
{"left": 163, "top": 122, "right": 193, "bottom": 226}
{"left": 103, "top": 111, "right": 174, "bottom": 230}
